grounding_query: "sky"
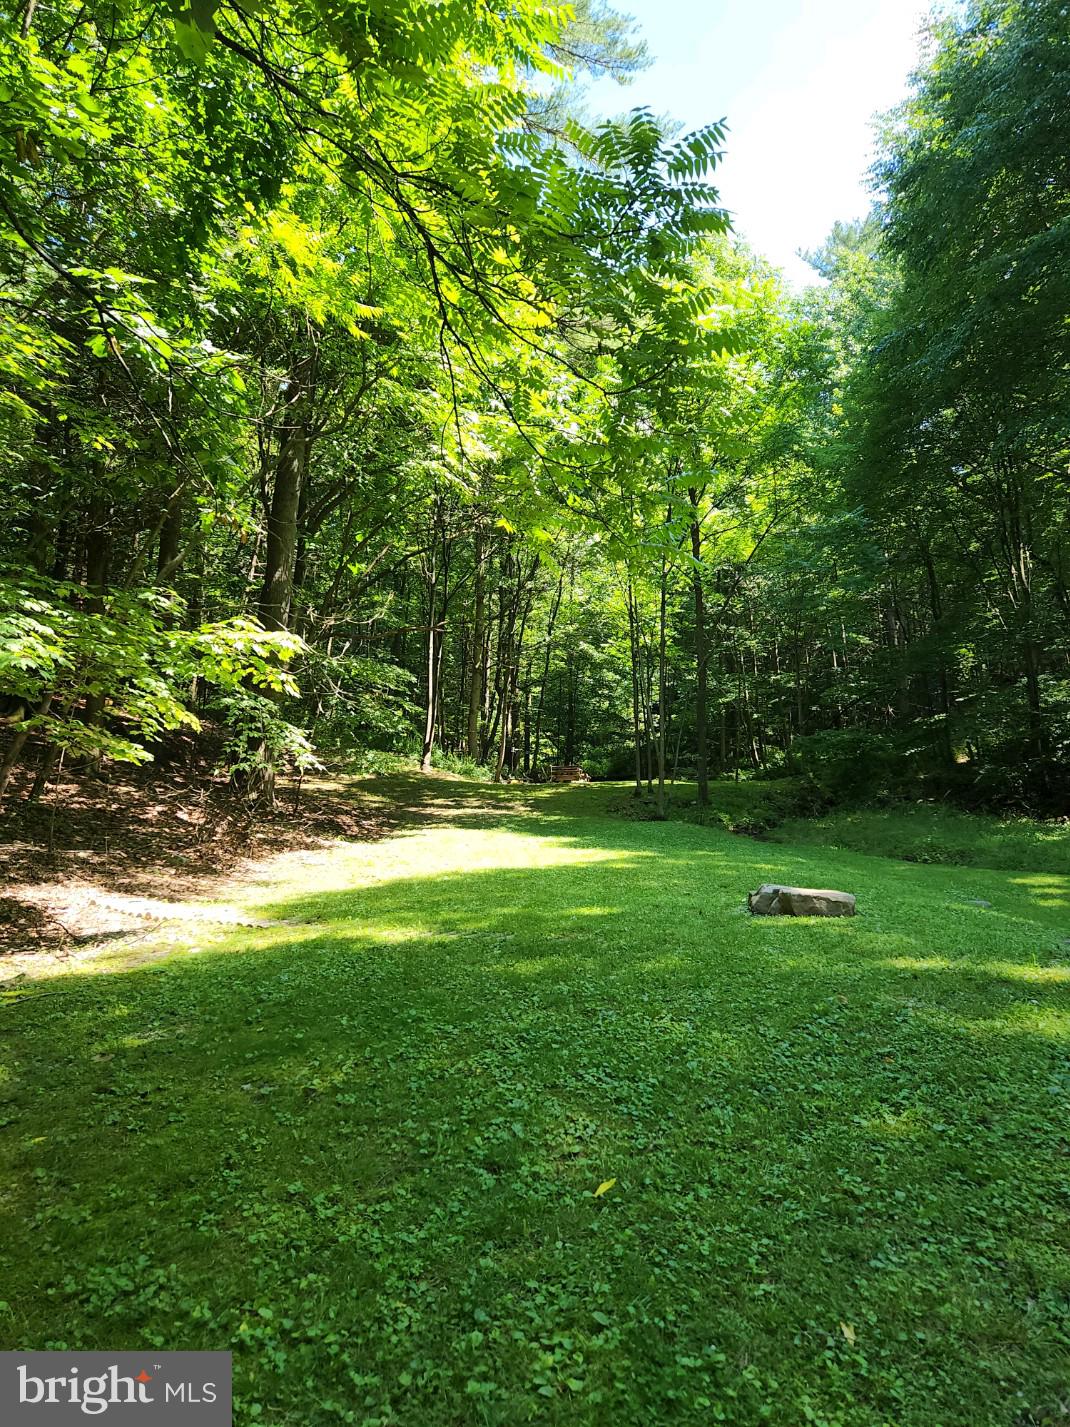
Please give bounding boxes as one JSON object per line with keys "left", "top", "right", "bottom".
{"left": 586, "top": 0, "right": 936, "bottom": 286}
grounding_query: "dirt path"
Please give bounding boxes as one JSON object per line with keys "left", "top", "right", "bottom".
{"left": 0, "top": 768, "right": 540, "bottom": 976}
{"left": 0, "top": 769, "right": 401, "bottom": 967}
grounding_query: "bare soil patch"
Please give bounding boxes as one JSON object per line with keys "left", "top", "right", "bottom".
{"left": 0, "top": 763, "right": 394, "bottom": 963}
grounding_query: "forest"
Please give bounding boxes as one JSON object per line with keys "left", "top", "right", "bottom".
{"left": 1, "top": 1, "right": 1069, "bottom": 1425}
{"left": 1, "top": 0, "right": 1066, "bottom": 817}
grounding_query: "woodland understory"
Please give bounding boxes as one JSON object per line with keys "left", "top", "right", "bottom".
{"left": 1, "top": 0, "right": 1068, "bottom": 831}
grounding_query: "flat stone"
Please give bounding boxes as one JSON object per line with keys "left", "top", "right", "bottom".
{"left": 748, "top": 883, "right": 857, "bottom": 917}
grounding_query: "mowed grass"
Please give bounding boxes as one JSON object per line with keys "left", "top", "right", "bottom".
{"left": 1, "top": 778, "right": 1069, "bottom": 1427}
{"left": 771, "top": 803, "right": 1070, "bottom": 876}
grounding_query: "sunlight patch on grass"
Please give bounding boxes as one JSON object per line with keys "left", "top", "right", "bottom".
{"left": 1008, "top": 874, "right": 1070, "bottom": 909}
{"left": 883, "top": 955, "right": 962, "bottom": 972}
{"left": 981, "top": 960, "right": 1070, "bottom": 985}
{"left": 635, "top": 954, "right": 687, "bottom": 976}
{"left": 957, "top": 1005, "right": 1070, "bottom": 1041}
{"left": 257, "top": 827, "right": 637, "bottom": 903}
{"left": 883, "top": 955, "right": 1070, "bottom": 985}
{"left": 363, "top": 926, "right": 449, "bottom": 945}
{"left": 860, "top": 1112, "right": 925, "bottom": 1138}
{"left": 112, "top": 1032, "right": 166, "bottom": 1050}
{"left": 487, "top": 957, "right": 565, "bottom": 978}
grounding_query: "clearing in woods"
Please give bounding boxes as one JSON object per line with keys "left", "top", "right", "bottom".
{"left": 1, "top": 777, "right": 1068, "bottom": 1426}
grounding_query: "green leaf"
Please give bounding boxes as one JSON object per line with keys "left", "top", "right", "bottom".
{"left": 173, "top": 19, "right": 212, "bottom": 61}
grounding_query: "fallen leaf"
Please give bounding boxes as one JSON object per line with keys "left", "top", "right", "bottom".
{"left": 840, "top": 1321, "right": 856, "bottom": 1346}
{"left": 593, "top": 1178, "right": 617, "bottom": 1198}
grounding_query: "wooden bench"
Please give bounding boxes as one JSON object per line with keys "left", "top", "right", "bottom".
{"left": 549, "top": 764, "right": 591, "bottom": 783}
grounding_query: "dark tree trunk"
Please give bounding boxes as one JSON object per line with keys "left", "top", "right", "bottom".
{"left": 493, "top": 559, "right": 537, "bottom": 783}
{"left": 420, "top": 502, "right": 450, "bottom": 773}
{"left": 467, "top": 527, "right": 485, "bottom": 759}
{"left": 290, "top": 475, "right": 312, "bottom": 638}
{"left": 531, "top": 568, "right": 565, "bottom": 778}
{"left": 79, "top": 493, "right": 111, "bottom": 770}
{"left": 259, "top": 372, "right": 308, "bottom": 633}
{"left": 420, "top": 593, "right": 439, "bottom": 773}
{"left": 688, "top": 487, "right": 710, "bottom": 807}
{"left": 0, "top": 693, "right": 52, "bottom": 807}
{"left": 1023, "top": 637, "right": 1045, "bottom": 762}
{"left": 564, "top": 653, "right": 576, "bottom": 764}
{"left": 921, "top": 545, "right": 955, "bottom": 766}
{"left": 627, "top": 579, "right": 643, "bottom": 797}
{"left": 156, "top": 488, "right": 184, "bottom": 584}
{"left": 654, "top": 554, "right": 669, "bottom": 820}
{"left": 29, "top": 745, "right": 59, "bottom": 803}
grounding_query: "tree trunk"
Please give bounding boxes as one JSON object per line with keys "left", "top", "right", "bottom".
{"left": 627, "top": 578, "right": 643, "bottom": 797}
{"left": 290, "top": 474, "right": 312, "bottom": 638}
{"left": 688, "top": 488, "right": 710, "bottom": 806}
{"left": 29, "top": 743, "right": 59, "bottom": 803}
{"left": 522, "top": 671, "right": 532, "bottom": 776}
{"left": 564, "top": 653, "right": 576, "bottom": 764}
{"left": 921, "top": 545, "right": 954, "bottom": 766}
{"left": 0, "top": 693, "right": 52, "bottom": 808}
{"left": 258, "top": 371, "right": 308, "bottom": 633}
{"left": 156, "top": 488, "right": 184, "bottom": 584}
{"left": 531, "top": 568, "right": 565, "bottom": 778}
{"left": 654, "top": 554, "right": 669, "bottom": 820}
{"left": 79, "top": 493, "right": 111, "bottom": 771}
{"left": 493, "top": 683, "right": 512, "bottom": 783}
{"left": 466, "top": 527, "right": 485, "bottom": 759}
{"left": 243, "top": 369, "right": 309, "bottom": 809}
{"left": 420, "top": 502, "right": 452, "bottom": 773}
{"left": 1023, "top": 637, "right": 1045, "bottom": 762}
{"left": 493, "top": 561, "right": 537, "bottom": 783}
{"left": 420, "top": 594, "right": 439, "bottom": 773}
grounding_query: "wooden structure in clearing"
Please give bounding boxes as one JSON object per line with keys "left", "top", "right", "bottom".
{"left": 549, "top": 764, "right": 591, "bottom": 783}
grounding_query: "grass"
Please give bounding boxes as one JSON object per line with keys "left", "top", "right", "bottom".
{"left": 2, "top": 777, "right": 1069, "bottom": 1426}
{"left": 339, "top": 747, "right": 495, "bottom": 781}
{"left": 771, "top": 803, "right": 1070, "bottom": 875}
{"left": 610, "top": 775, "right": 819, "bottom": 835}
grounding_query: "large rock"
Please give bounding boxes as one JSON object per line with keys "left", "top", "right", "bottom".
{"left": 748, "top": 883, "right": 857, "bottom": 917}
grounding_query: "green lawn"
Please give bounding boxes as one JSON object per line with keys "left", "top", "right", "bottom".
{"left": 2, "top": 778, "right": 1069, "bottom": 1426}
{"left": 771, "top": 804, "right": 1070, "bottom": 876}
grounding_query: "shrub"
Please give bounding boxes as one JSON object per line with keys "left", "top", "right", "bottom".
{"left": 791, "top": 729, "right": 906, "bottom": 803}
{"left": 0, "top": 572, "right": 302, "bottom": 806}
{"left": 213, "top": 690, "right": 322, "bottom": 805}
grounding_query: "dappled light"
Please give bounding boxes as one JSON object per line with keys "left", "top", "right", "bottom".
{"left": 4, "top": 778, "right": 1068, "bottom": 1427}
{"left": 1, "top": 0, "right": 1068, "bottom": 1420}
